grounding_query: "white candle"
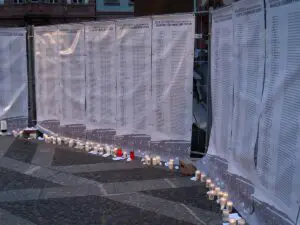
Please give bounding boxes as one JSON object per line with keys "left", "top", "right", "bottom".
{"left": 220, "top": 197, "right": 227, "bottom": 210}
{"left": 69, "top": 139, "right": 74, "bottom": 147}
{"left": 227, "top": 201, "right": 233, "bottom": 213}
{"left": 208, "top": 191, "right": 215, "bottom": 200}
{"left": 99, "top": 147, "right": 104, "bottom": 154}
{"left": 195, "top": 170, "right": 201, "bottom": 180}
{"left": 223, "top": 192, "right": 229, "bottom": 199}
{"left": 85, "top": 144, "right": 90, "bottom": 152}
{"left": 201, "top": 173, "right": 206, "bottom": 182}
{"left": 168, "top": 159, "right": 174, "bottom": 170}
{"left": 222, "top": 209, "right": 229, "bottom": 222}
{"left": 215, "top": 187, "right": 221, "bottom": 195}
{"left": 52, "top": 137, "right": 56, "bottom": 144}
{"left": 229, "top": 218, "right": 236, "bottom": 225}
{"left": 145, "top": 156, "right": 151, "bottom": 165}
{"left": 238, "top": 219, "right": 245, "bottom": 225}
{"left": 206, "top": 179, "right": 211, "bottom": 188}
{"left": 0, "top": 120, "right": 7, "bottom": 131}
{"left": 123, "top": 151, "right": 127, "bottom": 158}
{"left": 156, "top": 156, "right": 161, "bottom": 164}
{"left": 152, "top": 157, "right": 157, "bottom": 166}
{"left": 209, "top": 183, "right": 215, "bottom": 191}
{"left": 57, "top": 138, "right": 62, "bottom": 145}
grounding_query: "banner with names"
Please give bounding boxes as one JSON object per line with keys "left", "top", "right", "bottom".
{"left": 150, "top": 14, "right": 195, "bottom": 143}
{"left": 116, "top": 17, "right": 152, "bottom": 136}
{"left": 0, "top": 28, "right": 28, "bottom": 130}
{"left": 230, "top": 0, "right": 265, "bottom": 178}
{"left": 34, "top": 26, "right": 61, "bottom": 124}
{"left": 59, "top": 24, "right": 86, "bottom": 126}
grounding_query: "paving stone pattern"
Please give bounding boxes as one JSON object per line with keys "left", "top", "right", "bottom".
{"left": 0, "top": 137, "right": 223, "bottom": 225}
{"left": 0, "top": 196, "right": 195, "bottom": 225}
{"left": 77, "top": 167, "right": 182, "bottom": 183}
{"left": 0, "top": 167, "right": 60, "bottom": 191}
{"left": 51, "top": 147, "right": 113, "bottom": 166}
{"left": 4, "top": 139, "right": 37, "bottom": 163}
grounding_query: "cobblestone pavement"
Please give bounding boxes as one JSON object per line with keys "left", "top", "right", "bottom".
{"left": 0, "top": 136, "right": 222, "bottom": 225}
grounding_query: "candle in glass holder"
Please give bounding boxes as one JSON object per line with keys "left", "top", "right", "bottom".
{"left": 208, "top": 191, "right": 215, "bottom": 200}
{"left": 215, "top": 187, "right": 221, "bottom": 195}
{"left": 57, "top": 138, "right": 62, "bottom": 145}
{"left": 123, "top": 151, "right": 127, "bottom": 158}
{"left": 168, "top": 159, "right": 174, "bottom": 170}
{"left": 201, "top": 173, "right": 206, "bottom": 182}
{"left": 69, "top": 139, "right": 74, "bottom": 147}
{"left": 217, "top": 191, "right": 223, "bottom": 200}
{"left": 152, "top": 157, "right": 157, "bottom": 166}
{"left": 206, "top": 179, "right": 211, "bottom": 188}
{"left": 222, "top": 209, "right": 229, "bottom": 222}
{"left": 226, "top": 201, "right": 233, "bottom": 213}
{"left": 238, "top": 219, "right": 245, "bottom": 225}
{"left": 220, "top": 197, "right": 227, "bottom": 210}
{"left": 229, "top": 219, "right": 236, "bottom": 225}
{"left": 145, "top": 156, "right": 151, "bottom": 165}
{"left": 85, "top": 144, "right": 90, "bottom": 152}
{"left": 52, "top": 137, "right": 57, "bottom": 144}
{"left": 195, "top": 170, "right": 201, "bottom": 180}
{"left": 223, "top": 192, "right": 229, "bottom": 199}
{"left": 209, "top": 183, "right": 215, "bottom": 191}
{"left": 156, "top": 156, "right": 161, "bottom": 164}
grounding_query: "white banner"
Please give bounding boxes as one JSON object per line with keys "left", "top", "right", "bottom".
{"left": 256, "top": 0, "right": 300, "bottom": 222}
{"left": 85, "top": 21, "right": 117, "bottom": 130}
{"left": 230, "top": 0, "right": 265, "bottom": 178}
{"left": 150, "top": 14, "right": 195, "bottom": 141}
{"left": 59, "top": 24, "right": 85, "bottom": 126}
{"left": 0, "top": 28, "right": 28, "bottom": 124}
{"left": 34, "top": 26, "right": 61, "bottom": 122}
{"left": 209, "top": 6, "right": 234, "bottom": 159}
{"left": 116, "top": 17, "right": 152, "bottom": 135}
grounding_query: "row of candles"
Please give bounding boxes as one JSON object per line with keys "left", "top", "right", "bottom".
{"left": 144, "top": 155, "right": 176, "bottom": 170}
{"left": 42, "top": 134, "right": 135, "bottom": 159}
{"left": 195, "top": 171, "right": 246, "bottom": 225}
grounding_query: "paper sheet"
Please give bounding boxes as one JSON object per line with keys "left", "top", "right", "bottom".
{"left": 150, "top": 14, "right": 195, "bottom": 142}
{"left": 85, "top": 21, "right": 117, "bottom": 130}
{"left": 255, "top": 0, "right": 300, "bottom": 222}
{"left": 230, "top": 0, "right": 265, "bottom": 178}
{"left": 209, "top": 5, "right": 234, "bottom": 159}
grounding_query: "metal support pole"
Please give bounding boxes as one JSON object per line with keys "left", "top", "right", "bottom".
{"left": 26, "top": 25, "right": 37, "bottom": 127}
{"left": 205, "top": 7, "right": 213, "bottom": 152}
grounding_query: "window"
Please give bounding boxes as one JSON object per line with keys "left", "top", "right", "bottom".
{"left": 128, "top": 0, "right": 134, "bottom": 6}
{"left": 104, "top": 0, "right": 120, "bottom": 6}
{"left": 71, "top": 0, "right": 86, "bottom": 4}
{"left": 13, "top": 0, "right": 24, "bottom": 4}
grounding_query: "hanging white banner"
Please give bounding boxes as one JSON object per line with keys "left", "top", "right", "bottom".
{"left": 150, "top": 14, "right": 195, "bottom": 142}
{"left": 34, "top": 25, "right": 61, "bottom": 123}
{"left": 0, "top": 28, "right": 28, "bottom": 130}
{"left": 116, "top": 17, "right": 152, "bottom": 136}
{"left": 59, "top": 24, "right": 85, "bottom": 126}
{"left": 230, "top": 0, "right": 265, "bottom": 178}
{"left": 255, "top": 0, "right": 300, "bottom": 223}
{"left": 85, "top": 21, "right": 117, "bottom": 130}
{"left": 209, "top": 5, "right": 234, "bottom": 160}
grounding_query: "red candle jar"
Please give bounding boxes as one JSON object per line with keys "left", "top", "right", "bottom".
{"left": 117, "top": 148, "right": 123, "bottom": 157}
{"left": 130, "top": 151, "right": 135, "bottom": 160}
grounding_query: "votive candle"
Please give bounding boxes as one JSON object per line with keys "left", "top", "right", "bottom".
{"left": 168, "top": 159, "right": 174, "bottom": 170}
{"left": 229, "top": 218, "right": 236, "bottom": 225}
{"left": 238, "top": 219, "right": 245, "bottom": 225}
{"left": 201, "top": 173, "right": 206, "bottom": 182}
{"left": 156, "top": 156, "right": 161, "bottom": 164}
{"left": 215, "top": 187, "right": 221, "bottom": 195}
{"left": 227, "top": 201, "right": 233, "bottom": 213}
{"left": 208, "top": 191, "right": 216, "bottom": 200}
{"left": 223, "top": 192, "right": 229, "bottom": 199}
{"left": 222, "top": 209, "right": 230, "bottom": 222}
{"left": 195, "top": 170, "right": 201, "bottom": 180}
{"left": 209, "top": 183, "right": 215, "bottom": 191}
{"left": 206, "top": 179, "right": 211, "bottom": 188}
{"left": 220, "top": 197, "right": 227, "bottom": 209}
